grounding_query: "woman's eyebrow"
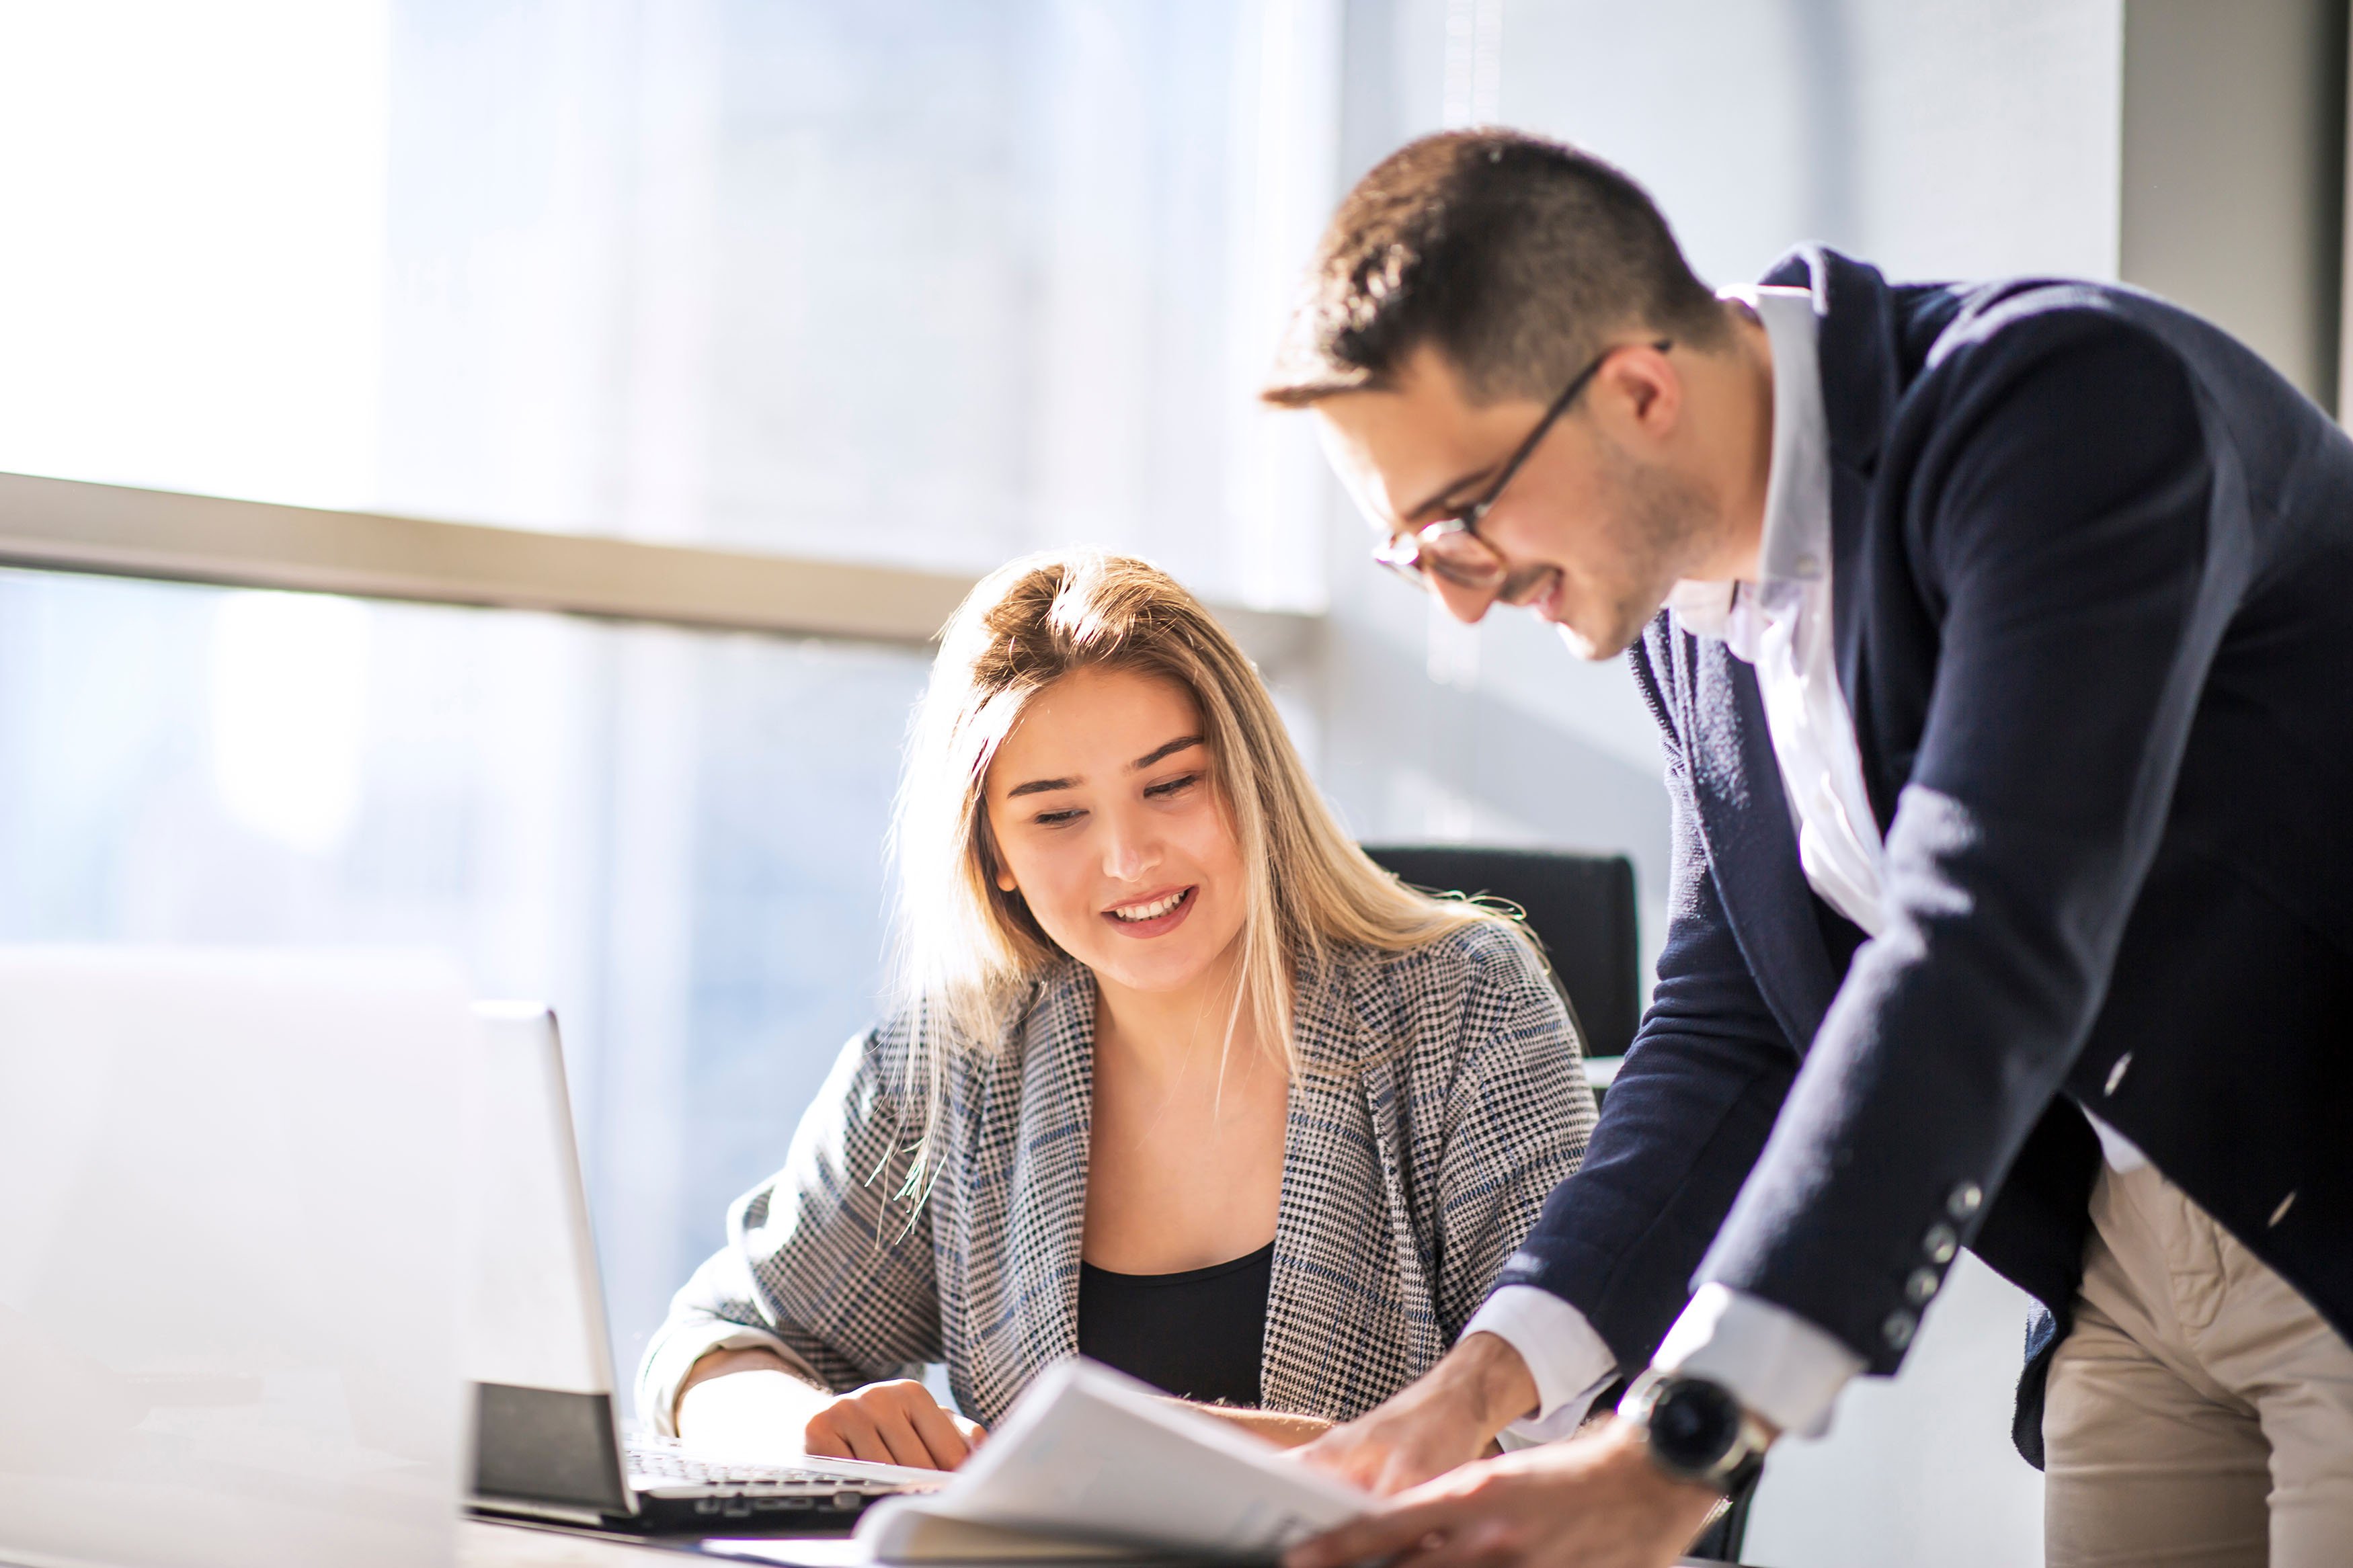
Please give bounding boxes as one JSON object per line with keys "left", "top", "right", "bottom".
{"left": 1004, "top": 773, "right": 1078, "bottom": 799}
{"left": 1129, "top": 735, "right": 1203, "bottom": 771}
{"left": 1003, "top": 735, "right": 1201, "bottom": 798}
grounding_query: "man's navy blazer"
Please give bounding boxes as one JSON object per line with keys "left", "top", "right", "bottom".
{"left": 1494, "top": 247, "right": 2353, "bottom": 1464}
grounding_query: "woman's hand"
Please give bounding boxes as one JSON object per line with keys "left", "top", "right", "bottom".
{"left": 675, "top": 1349, "right": 985, "bottom": 1471}
{"left": 804, "top": 1378, "right": 988, "bottom": 1471}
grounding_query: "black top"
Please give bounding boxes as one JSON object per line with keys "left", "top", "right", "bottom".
{"left": 1076, "top": 1241, "right": 1273, "bottom": 1407}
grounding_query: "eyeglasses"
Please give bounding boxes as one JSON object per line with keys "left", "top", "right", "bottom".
{"left": 1371, "top": 338, "right": 1673, "bottom": 604}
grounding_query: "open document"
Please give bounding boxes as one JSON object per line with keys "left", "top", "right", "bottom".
{"left": 852, "top": 1360, "right": 1371, "bottom": 1562}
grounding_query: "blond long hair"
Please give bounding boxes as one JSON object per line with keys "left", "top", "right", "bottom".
{"left": 885, "top": 551, "right": 1515, "bottom": 1195}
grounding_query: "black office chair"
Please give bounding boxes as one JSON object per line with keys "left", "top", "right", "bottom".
{"left": 1361, "top": 844, "right": 1640, "bottom": 1069}
{"left": 1360, "top": 845, "right": 1757, "bottom": 1565}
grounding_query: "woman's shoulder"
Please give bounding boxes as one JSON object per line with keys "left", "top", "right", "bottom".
{"left": 863, "top": 962, "right": 1094, "bottom": 1080}
{"left": 1342, "top": 915, "right": 1562, "bottom": 1013}
{"left": 1306, "top": 923, "right": 1582, "bottom": 1134}
{"left": 1322, "top": 918, "right": 1577, "bottom": 1077}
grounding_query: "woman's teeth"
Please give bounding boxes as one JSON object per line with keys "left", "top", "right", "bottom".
{"left": 1109, "top": 889, "right": 1186, "bottom": 922}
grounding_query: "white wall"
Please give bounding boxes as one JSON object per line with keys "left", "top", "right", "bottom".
{"left": 2121, "top": 0, "right": 2347, "bottom": 409}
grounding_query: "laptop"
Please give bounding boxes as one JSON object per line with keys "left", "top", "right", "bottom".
{"left": 0, "top": 947, "right": 478, "bottom": 1568}
{"left": 464, "top": 1002, "right": 942, "bottom": 1535}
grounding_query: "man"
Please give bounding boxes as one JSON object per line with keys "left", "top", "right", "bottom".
{"left": 1263, "top": 130, "right": 2353, "bottom": 1568}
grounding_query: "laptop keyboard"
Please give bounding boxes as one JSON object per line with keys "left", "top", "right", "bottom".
{"left": 625, "top": 1435, "right": 936, "bottom": 1497}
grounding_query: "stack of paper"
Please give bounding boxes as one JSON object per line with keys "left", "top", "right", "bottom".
{"left": 853, "top": 1360, "right": 1370, "bottom": 1562}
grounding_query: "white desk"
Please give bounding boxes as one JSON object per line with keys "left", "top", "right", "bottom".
{"left": 460, "top": 1518, "right": 1730, "bottom": 1568}
{"left": 463, "top": 1520, "right": 870, "bottom": 1568}
{"left": 463, "top": 1520, "right": 694, "bottom": 1568}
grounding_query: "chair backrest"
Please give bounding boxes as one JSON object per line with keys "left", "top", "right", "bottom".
{"left": 1361, "top": 845, "right": 1641, "bottom": 1059}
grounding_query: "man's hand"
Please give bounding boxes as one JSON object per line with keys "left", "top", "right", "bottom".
{"left": 1291, "top": 1332, "right": 1538, "bottom": 1495}
{"left": 1284, "top": 1417, "right": 1724, "bottom": 1568}
{"left": 803, "top": 1379, "right": 986, "bottom": 1470}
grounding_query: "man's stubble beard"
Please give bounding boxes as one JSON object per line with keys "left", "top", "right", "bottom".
{"left": 1566, "top": 437, "right": 1716, "bottom": 659}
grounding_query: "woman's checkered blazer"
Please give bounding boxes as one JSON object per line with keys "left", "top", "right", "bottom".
{"left": 638, "top": 919, "right": 1594, "bottom": 1430}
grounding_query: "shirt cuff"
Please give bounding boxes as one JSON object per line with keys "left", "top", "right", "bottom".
{"left": 635, "top": 1317, "right": 813, "bottom": 1436}
{"left": 1463, "top": 1286, "right": 1621, "bottom": 1446}
{"left": 1650, "top": 1283, "right": 1866, "bottom": 1439}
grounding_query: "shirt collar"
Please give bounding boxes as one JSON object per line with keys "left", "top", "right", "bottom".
{"left": 1664, "top": 285, "right": 1832, "bottom": 638}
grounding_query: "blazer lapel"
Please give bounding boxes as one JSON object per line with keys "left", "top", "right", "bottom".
{"left": 1260, "top": 954, "right": 1429, "bottom": 1414}
{"left": 1005, "top": 968, "right": 1094, "bottom": 1369}
{"left": 1676, "top": 630, "right": 1845, "bottom": 1050}
{"left": 1769, "top": 243, "right": 1911, "bottom": 833}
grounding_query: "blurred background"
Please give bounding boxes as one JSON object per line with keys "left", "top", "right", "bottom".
{"left": 3, "top": 3, "right": 2345, "bottom": 1563}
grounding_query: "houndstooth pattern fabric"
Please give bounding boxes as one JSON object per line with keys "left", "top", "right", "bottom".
{"left": 637, "top": 919, "right": 1594, "bottom": 1430}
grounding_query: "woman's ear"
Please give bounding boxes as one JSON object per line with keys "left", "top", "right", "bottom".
{"left": 978, "top": 806, "right": 1017, "bottom": 894}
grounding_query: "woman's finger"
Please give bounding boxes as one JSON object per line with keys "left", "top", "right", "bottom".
{"left": 902, "top": 1393, "right": 975, "bottom": 1469}
{"left": 841, "top": 1402, "right": 926, "bottom": 1467}
{"left": 803, "top": 1406, "right": 875, "bottom": 1464}
{"left": 865, "top": 1399, "right": 944, "bottom": 1469}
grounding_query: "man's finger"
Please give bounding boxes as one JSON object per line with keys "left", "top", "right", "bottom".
{"left": 1372, "top": 1449, "right": 1451, "bottom": 1498}
{"left": 1285, "top": 1496, "right": 1473, "bottom": 1568}
{"left": 1384, "top": 1518, "right": 1517, "bottom": 1568}
{"left": 1295, "top": 1428, "right": 1390, "bottom": 1489}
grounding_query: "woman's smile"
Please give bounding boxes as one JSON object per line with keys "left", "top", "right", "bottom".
{"left": 1102, "top": 884, "right": 1197, "bottom": 937}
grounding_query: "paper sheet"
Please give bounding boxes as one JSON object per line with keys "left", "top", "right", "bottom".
{"left": 852, "top": 1360, "right": 1369, "bottom": 1562}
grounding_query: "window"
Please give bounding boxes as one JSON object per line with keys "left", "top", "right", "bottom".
{"left": 0, "top": 566, "right": 927, "bottom": 1374}
{"left": 0, "top": 0, "right": 1338, "bottom": 610}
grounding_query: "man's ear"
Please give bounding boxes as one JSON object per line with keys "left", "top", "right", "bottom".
{"left": 1605, "top": 342, "right": 1681, "bottom": 440}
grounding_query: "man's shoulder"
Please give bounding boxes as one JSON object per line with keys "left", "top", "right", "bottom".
{"left": 1764, "top": 243, "right": 2165, "bottom": 349}
{"left": 1915, "top": 277, "right": 2186, "bottom": 383}
{"left": 1766, "top": 245, "right": 2196, "bottom": 421}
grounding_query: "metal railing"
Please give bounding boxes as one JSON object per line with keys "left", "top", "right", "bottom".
{"left": 0, "top": 470, "right": 1319, "bottom": 668}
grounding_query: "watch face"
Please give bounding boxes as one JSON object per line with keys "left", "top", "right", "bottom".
{"left": 1649, "top": 1378, "right": 1743, "bottom": 1475}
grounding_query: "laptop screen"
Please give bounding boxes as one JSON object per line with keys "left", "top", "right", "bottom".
{"left": 0, "top": 948, "right": 475, "bottom": 1568}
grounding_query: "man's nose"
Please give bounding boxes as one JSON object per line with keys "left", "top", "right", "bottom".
{"left": 1433, "top": 574, "right": 1495, "bottom": 625}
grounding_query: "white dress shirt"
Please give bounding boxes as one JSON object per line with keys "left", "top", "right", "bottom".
{"left": 1468, "top": 286, "right": 2150, "bottom": 1444}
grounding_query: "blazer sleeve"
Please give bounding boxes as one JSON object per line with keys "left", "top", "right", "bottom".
{"left": 635, "top": 1020, "right": 944, "bottom": 1424}
{"left": 1488, "top": 647, "right": 1800, "bottom": 1374}
{"left": 1429, "top": 927, "right": 1598, "bottom": 1342}
{"left": 1696, "top": 309, "right": 2221, "bottom": 1370}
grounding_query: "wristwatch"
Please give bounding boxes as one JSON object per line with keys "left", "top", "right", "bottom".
{"left": 1620, "top": 1372, "right": 1771, "bottom": 1493}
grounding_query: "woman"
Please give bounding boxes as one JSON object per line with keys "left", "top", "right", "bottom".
{"left": 637, "top": 550, "right": 1594, "bottom": 1469}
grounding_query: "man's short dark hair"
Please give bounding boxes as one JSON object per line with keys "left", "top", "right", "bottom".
{"left": 1262, "top": 130, "right": 1724, "bottom": 408}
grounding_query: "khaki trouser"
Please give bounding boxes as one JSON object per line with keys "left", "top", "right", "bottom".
{"left": 2044, "top": 1162, "right": 2353, "bottom": 1567}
